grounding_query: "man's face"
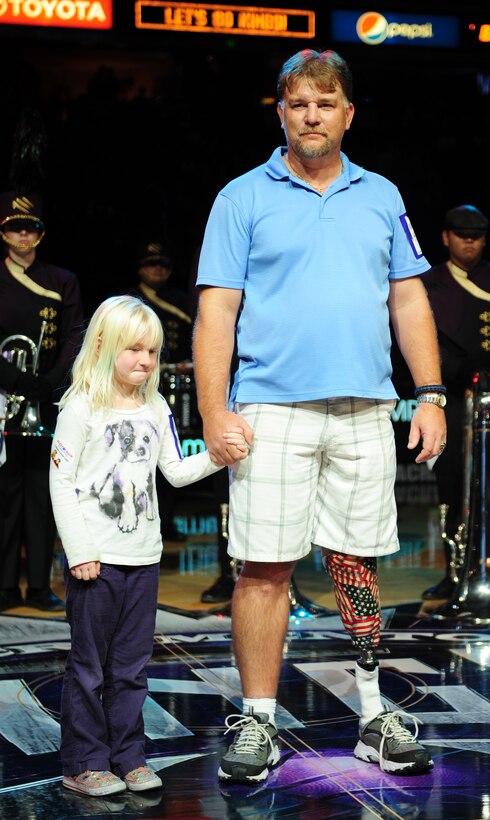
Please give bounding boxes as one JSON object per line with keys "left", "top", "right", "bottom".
{"left": 277, "top": 79, "right": 354, "bottom": 161}
{"left": 443, "top": 230, "right": 486, "bottom": 271}
{"left": 3, "top": 224, "right": 41, "bottom": 257}
{"left": 138, "top": 261, "right": 171, "bottom": 288}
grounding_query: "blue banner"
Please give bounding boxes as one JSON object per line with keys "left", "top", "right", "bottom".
{"left": 331, "top": 9, "right": 460, "bottom": 48}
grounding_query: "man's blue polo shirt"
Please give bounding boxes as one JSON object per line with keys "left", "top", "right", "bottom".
{"left": 197, "top": 147, "right": 429, "bottom": 403}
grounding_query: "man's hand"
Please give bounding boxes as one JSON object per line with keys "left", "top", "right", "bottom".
{"left": 223, "top": 426, "right": 249, "bottom": 456}
{"left": 70, "top": 561, "right": 100, "bottom": 581}
{"left": 204, "top": 409, "right": 254, "bottom": 466}
{"left": 407, "top": 403, "right": 447, "bottom": 463}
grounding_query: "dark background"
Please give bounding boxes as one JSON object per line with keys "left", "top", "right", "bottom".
{"left": 1, "top": 0, "right": 489, "bottom": 315}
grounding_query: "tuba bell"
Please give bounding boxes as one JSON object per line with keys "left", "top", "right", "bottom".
{"left": 429, "top": 369, "right": 490, "bottom": 624}
{"left": 0, "top": 320, "right": 51, "bottom": 437}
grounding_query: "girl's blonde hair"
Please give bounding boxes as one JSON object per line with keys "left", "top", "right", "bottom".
{"left": 60, "top": 295, "right": 164, "bottom": 411}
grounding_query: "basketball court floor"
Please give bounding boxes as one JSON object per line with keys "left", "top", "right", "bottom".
{"left": 1, "top": 485, "right": 489, "bottom": 820}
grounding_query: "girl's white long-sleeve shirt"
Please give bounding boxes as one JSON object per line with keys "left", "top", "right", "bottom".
{"left": 49, "top": 394, "right": 220, "bottom": 569}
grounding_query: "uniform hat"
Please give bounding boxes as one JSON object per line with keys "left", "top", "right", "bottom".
{"left": 444, "top": 205, "right": 488, "bottom": 234}
{"left": 0, "top": 191, "right": 45, "bottom": 247}
{"left": 137, "top": 241, "right": 172, "bottom": 268}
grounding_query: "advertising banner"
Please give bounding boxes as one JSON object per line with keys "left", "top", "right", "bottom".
{"left": 0, "top": 0, "right": 112, "bottom": 29}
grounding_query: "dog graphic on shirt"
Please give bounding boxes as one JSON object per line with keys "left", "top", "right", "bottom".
{"left": 91, "top": 419, "right": 159, "bottom": 533}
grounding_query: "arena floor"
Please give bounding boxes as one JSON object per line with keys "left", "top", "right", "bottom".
{"left": 1, "top": 492, "right": 489, "bottom": 820}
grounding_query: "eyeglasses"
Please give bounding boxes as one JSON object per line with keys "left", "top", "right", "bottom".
{"left": 452, "top": 230, "right": 486, "bottom": 240}
{"left": 3, "top": 219, "right": 42, "bottom": 233}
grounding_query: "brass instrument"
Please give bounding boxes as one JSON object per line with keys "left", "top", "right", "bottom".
{"left": 438, "top": 503, "right": 465, "bottom": 584}
{"left": 0, "top": 320, "right": 51, "bottom": 437}
{"left": 430, "top": 370, "right": 490, "bottom": 624}
{"left": 221, "top": 503, "right": 243, "bottom": 583}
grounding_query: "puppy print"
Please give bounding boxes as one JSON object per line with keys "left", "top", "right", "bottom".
{"left": 91, "top": 419, "right": 159, "bottom": 533}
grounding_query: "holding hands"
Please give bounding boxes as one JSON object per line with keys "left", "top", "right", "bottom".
{"left": 222, "top": 426, "right": 249, "bottom": 456}
{"left": 205, "top": 409, "right": 254, "bottom": 466}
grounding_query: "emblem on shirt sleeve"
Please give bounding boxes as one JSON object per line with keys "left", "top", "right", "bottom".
{"left": 399, "top": 213, "right": 424, "bottom": 259}
{"left": 51, "top": 438, "right": 73, "bottom": 467}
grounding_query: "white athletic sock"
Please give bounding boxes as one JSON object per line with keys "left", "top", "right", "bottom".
{"left": 242, "top": 697, "right": 277, "bottom": 726}
{"left": 355, "top": 662, "right": 384, "bottom": 729}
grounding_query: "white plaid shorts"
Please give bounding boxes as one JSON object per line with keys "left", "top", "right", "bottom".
{"left": 228, "top": 399, "right": 399, "bottom": 563}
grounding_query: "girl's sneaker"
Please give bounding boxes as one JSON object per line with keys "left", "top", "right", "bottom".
{"left": 63, "top": 770, "right": 126, "bottom": 796}
{"left": 124, "top": 766, "right": 163, "bottom": 792}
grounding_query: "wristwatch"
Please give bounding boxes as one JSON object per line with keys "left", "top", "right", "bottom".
{"left": 417, "top": 393, "right": 447, "bottom": 408}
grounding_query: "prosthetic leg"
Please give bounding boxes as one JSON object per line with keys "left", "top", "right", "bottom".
{"left": 323, "top": 550, "right": 433, "bottom": 774}
{"left": 323, "top": 552, "right": 383, "bottom": 724}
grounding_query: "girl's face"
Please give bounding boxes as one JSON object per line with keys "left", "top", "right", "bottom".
{"left": 114, "top": 334, "right": 158, "bottom": 394}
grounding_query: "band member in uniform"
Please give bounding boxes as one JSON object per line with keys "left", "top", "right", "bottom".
{"left": 0, "top": 191, "right": 84, "bottom": 611}
{"left": 135, "top": 242, "right": 193, "bottom": 373}
{"left": 134, "top": 241, "right": 193, "bottom": 541}
{"left": 422, "top": 204, "right": 489, "bottom": 600}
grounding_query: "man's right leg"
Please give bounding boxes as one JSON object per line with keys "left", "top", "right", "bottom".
{"left": 221, "top": 402, "right": 324, "bottom": 783}
{"left": 218, "top": 559, "right": 295, "bottom": 783}
{"left": 233, "top": 560, "right": 294, "bottom": 697}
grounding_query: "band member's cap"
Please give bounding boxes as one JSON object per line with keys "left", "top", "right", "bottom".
{"left": 137, "top": 241, "right": 172, "bottom": 268}
{"left": 0, "top": 191, "right": 45, "bottom": 236}
{"left": 444, "top": 205, "right": 488, "bottom": 234}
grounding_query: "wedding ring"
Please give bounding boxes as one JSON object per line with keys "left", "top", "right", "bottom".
{"left": 439, "top": 442, "right": 447, "bottom": 452}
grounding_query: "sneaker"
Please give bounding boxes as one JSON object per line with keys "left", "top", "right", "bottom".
{"left": 354, "top": 708, "right": 433, "bottom": 775}
{"left": 124, "top": 766, "right": 163, "bottom": 792}
{"left": 218, "top": 711, "right": 280, "bottom": 783}
{"left": 62, "top": 770, "right": 126, "bottom": 797}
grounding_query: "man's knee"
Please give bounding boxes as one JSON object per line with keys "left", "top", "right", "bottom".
{"left": 239, "top": 560, "right": 295, "bottom": 586}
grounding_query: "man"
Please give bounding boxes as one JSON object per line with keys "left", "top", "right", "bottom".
{"left": 135, "top": 242, "right": 193, "bottom": 373}
{"left": 0, "top": 191, "right": 84, "bottom": 611}
{"left": 134, "top": 241, "right": 194, "bottom": 541}
{"left": 421, "top": 204, "right": 489, "bottom": 601}
{"left": 193, "top": 49, "right": 446, "bottom": 782}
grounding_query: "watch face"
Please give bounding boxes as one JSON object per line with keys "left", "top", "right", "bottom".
{"left": 420, "top": 393, "right": 446, "bottom": 407}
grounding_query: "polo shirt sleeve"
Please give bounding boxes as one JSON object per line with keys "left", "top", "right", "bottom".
{"left": 197, "top": 192, "right": 251, "bottom": 289}
{"left": 389, "top": 191, "right": 430, "bottom": 280}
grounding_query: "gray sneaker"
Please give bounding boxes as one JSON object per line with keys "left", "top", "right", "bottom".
{"left": 218, "top": 711, "right": 280, "bottom": 783}
{"left": 354, "top": 708, "right": 433, "bottom": 774}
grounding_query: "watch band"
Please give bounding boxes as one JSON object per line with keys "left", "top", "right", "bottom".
{"left": 417, "top": 393, "right": 447, "bottom": 408}
{"left": 414, "top": 384, "right": 446, "bottom": 397}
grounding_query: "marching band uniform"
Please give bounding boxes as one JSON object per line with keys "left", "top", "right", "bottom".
{"left": 133, "top": 242, "right": 193, "bottom": 543}
{"left": 134, "top": 244, "right": 193, "bottom": 369}
{"left": 0, "top": 191, "right": 84, "bottom": 611}
{"left": 422, "top": 205, "right": 489, "bottom": 600}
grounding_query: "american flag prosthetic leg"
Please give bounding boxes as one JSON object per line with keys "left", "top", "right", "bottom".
{"left": 323, "top": 552, "right": 381, "bottom": 669}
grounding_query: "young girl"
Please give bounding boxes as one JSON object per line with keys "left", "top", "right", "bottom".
{"left": 49, "top": 295, "right": 246, "bottom": 797}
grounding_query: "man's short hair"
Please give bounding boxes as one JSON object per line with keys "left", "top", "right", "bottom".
{"left": 277, "top": 49, "right": 353, "bottom": 104}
